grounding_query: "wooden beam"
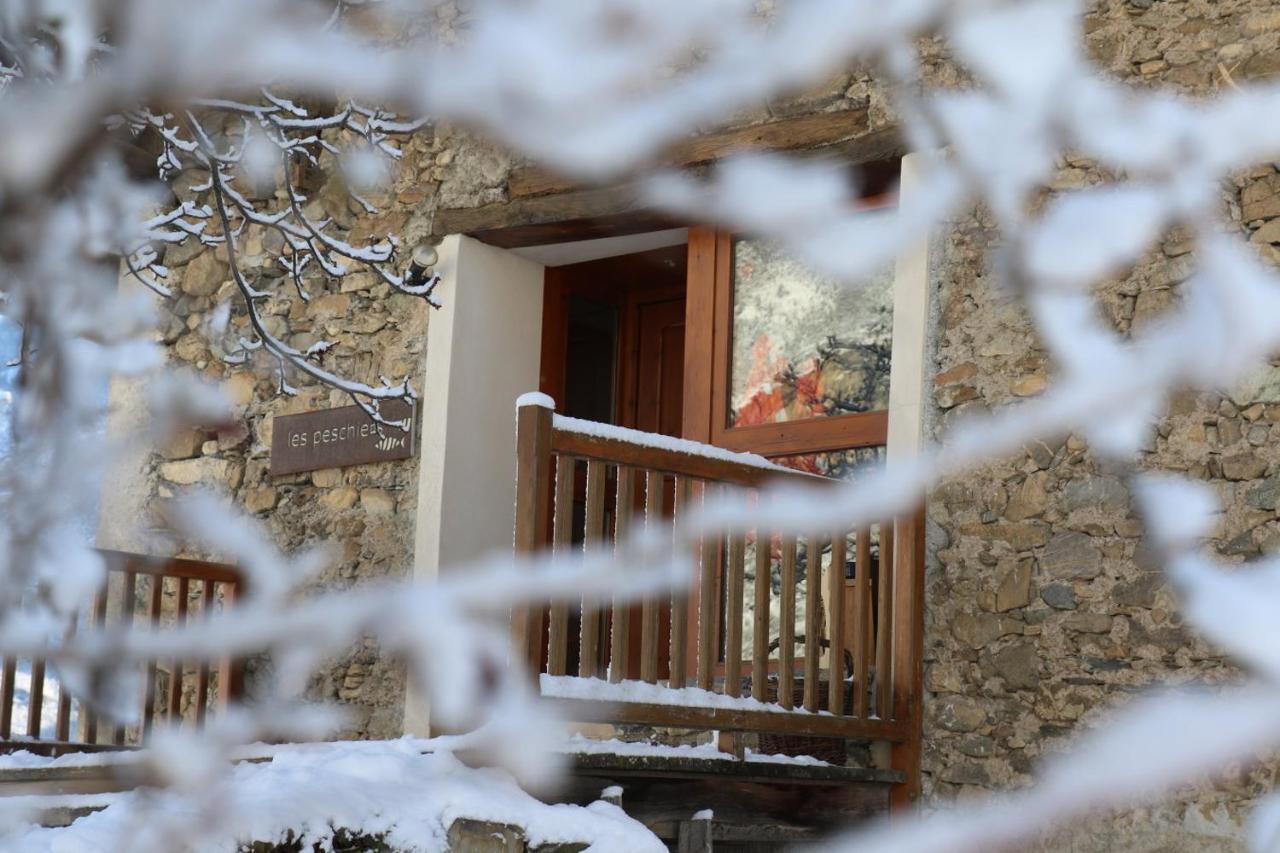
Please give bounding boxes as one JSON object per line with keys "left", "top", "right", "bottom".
{"left": 508, "top": 109, "right": 879, "bottom": 200}
{"left": 433, "top": 121, "right": 904, "bottom": 249}
{"left": 550, "top": 697, "right": 910, "bottom": 742}
{"left": 433, "top": 184, "right": 683, "bottom": 248}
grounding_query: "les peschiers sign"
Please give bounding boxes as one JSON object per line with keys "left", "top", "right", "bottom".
{"left": 269, "top": 399, "right": 418, "bottom": 476}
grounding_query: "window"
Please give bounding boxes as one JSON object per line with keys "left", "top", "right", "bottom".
{"left": 684, "top": 191, "right": 896, "bottom": 458}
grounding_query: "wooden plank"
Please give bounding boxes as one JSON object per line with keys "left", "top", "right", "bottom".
{"left": 803, "top": 535, "right": 823, "bottom": 713}
{"left": 668, "top": 477, "right": 692, "bottom": 688}
{"left": 723, "top": 530, "right": 746, "bottom": 697}
{"left": 216, "top": 581, "right": 243, "bottom": 712}
{"left": 0, "top": 657, "right": 13, "bottom": 740}
{"left": 546, "top": 455, "right": 575, "bottom": 677}
{"left": 639, "top": 470, "right": 663, "bottom": 684}
{"left": 682, "top": 226, "right": 717, "bottom": 443}
{"left": 751, "top": 529, "right": 771, "bottom": 702}
{"left": 195, "top": 579, "right": 215, "bottom": 726}
{"left": 508, "top": 109, "right": 875, "bottom": 199}
{"left": 778, "top": 536, "right": 798, "bottom": 710}
{"left": 696, "top": 486, "right": 720, "bottom": 692}
{"left": 168, "top": 577, "right": 190, "bottom": 720}
{"left": 24, "top": 659, "right": 44, "bottom": 739}
{"left": 579, "top": 460, "right": 607, "bottom": 679}
{"left": 827, "top": 532, "right": 847, "bottom": 717}
{"left": 550, "top": 698, "right": 910, "bottom": 743}
{"left": 890, "top": 509, "right": 926, "bottom": 810}
{"left": 513, "top": 401, "right": 554, "bottom": 670}
{"left": 678, "top": 817, "right": 713, "bottom": 853}
{"left": 83, "top": 587, "right": 107, "bottom": 744}
{"left": 55, "top": 620, "right": 73, "bottom": 742}
{"left": 551, "top": 427, "right": 827, "bottom": 490}
{"left": 853, "top": 526, "right": 873, "bottom": 719}
{"left": 713, "top": 410, "right": 889, "bottom": 457}
{"left": 113, "top": 571, "right": 138, "bottom": 746}
{"left": 609, "top": 467, "right": 635, "bottom": 684}
{"left": 875, "top": 522, "right": 894, "bottom": 719}
{"left": 142, "top": 575, "right": 164, "bottom": 734}
{"left": 433, "top": 184, "right": 681, "bottom": 247}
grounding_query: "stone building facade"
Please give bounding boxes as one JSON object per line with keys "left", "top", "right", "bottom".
{"left": 95, "top": 0, "right": 1280, "bottom": 848}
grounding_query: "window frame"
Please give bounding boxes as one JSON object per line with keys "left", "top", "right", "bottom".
{"left": 682, "top": 209, "right": 894, "bottom": 457}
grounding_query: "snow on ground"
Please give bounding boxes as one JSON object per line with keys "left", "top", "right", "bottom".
{"left": 2, "top": 739, "right": 665, "bottom": 852}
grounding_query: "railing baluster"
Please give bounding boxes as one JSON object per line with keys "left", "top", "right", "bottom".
{"left": 112, "top": 570, "right": 138, "bottom": 746}
{"left": 0, "top": 656, "right": 14, "bottom": 740}
{"left": 827, "top": 531, "right": 847, "bottom": 716}
{"left": 546, "top": 455, "right": 575, "bottom": 677}
{"left": 579, "top": 459, "right": 607, "bottom": 679}
{"left": 25, "top": 659, "right": 45, "bottom": 739}
{"left": 609, "top": 466, "right": 634, "bottom": 684}
{"left": 778, "top": 535, "right": 797, "bottom": 710}
{"left": 876, "top": 520, "right": 895, "bottom": 718}
{"left": 696, "top": 484, "right": 720, "bottom": 692}
{"left": 83, "top": 586, "right": 107, "bottom": 744}
{"left": 217, "top": 581, "right": 244, "bottom": 711}
{"left": 513, "top": 401, "right": 554, "bottom": 671}
{"left": 853, "top": 526, "right": 873, "bottom": 718}
{"left": 143, "top": 575, "right": 164, "bottom": 735}
{"left": 195, "top": 579, "right": 215, "bottom": 726}
{"left": 639, "top": 470, "right": 663, "bottom": 684}
{"left": 751, "top": 528, "right": 771, "bottom": 702}
{"left": 669, "top": 477, "right": 692, "bottom": 688}
{"left": 724, "top": 529, "right": 746, "bottom": 697}
{"left": 892, "top": 511, "right": 922, "bottom": 725}
{"left": 55, "top": 617, "right": 74, "bottom": 742}
{"left": 803, "top": 534, "right": 823, "bottom": 713}
{"left": 168, "top": 577, "right": 189, "bottom": 720}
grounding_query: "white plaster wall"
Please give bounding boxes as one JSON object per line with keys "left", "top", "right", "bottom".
{"left": 96, "top": 276, "right": 165, "bottom": 553}
{"left": 404, "top": 234, "right": 545, "bottom": 735}
{"left": 886, "top": 152, "right": 933, "bottom": 467}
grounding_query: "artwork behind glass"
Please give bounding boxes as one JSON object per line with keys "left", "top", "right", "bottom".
{"left": 729, "top": 238, "right": 893, "bottom": 428}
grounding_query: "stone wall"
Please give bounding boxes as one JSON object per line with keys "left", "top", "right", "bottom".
{"left": 921, "top": 1, "right": 1280, "bottom": 847}
{"left": 109, "top": 123, "right": 520, "bottom": 739}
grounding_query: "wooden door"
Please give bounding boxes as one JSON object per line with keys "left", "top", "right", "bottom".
{"left": 538, "top": 245, "right": 687, "bottom": 678}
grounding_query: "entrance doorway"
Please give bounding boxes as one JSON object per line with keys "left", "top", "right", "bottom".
{"left": 538, "top": 244, "right": 687, "bottom": 679}
{"left": 539, "top": 244, "right": 687, "bottom": 435}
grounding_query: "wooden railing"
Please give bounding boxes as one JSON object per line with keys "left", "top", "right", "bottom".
{"left": 511, "top": 398, "right": 924, "bottom": 795}
{"left": 0, "top": 550, "right": 244, "bottom": 754}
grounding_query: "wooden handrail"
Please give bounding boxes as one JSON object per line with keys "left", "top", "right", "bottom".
{"left": 551, "top": 416, "right": 829, "bottom": 491}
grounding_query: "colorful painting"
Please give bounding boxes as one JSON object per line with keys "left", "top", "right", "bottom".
{"left": 729, "top": 238, "right": 893, "bottom": 427}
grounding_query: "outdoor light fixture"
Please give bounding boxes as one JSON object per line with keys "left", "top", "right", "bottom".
{"left": 405, "top": 243, "right": 439, "bottom": 290}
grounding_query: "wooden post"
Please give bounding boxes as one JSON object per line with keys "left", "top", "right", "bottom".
{"left": 547, "top": 455, "right": 575, "bottom": 677}
{"left": 579, "top": 459, "right": 607, "bottom": 679}
{"left": 827, "top": 531, "right": 847, "bottom": 716}
{"left": 513, "top": 399, "right": 554, "bottom": 671}
{"left": 890, "top": 507, "right": 925, "bottom": 810}
{"left": 609, "top": 466, "right": 635, "bottom": 683}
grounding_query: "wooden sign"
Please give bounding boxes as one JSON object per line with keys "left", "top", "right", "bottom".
{"left": 270, "top": 399, "right": 418, "bottom": 476}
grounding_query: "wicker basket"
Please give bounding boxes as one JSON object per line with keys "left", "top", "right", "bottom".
{"left": 756, "top": 673, "right": 856, "bottom": 764}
